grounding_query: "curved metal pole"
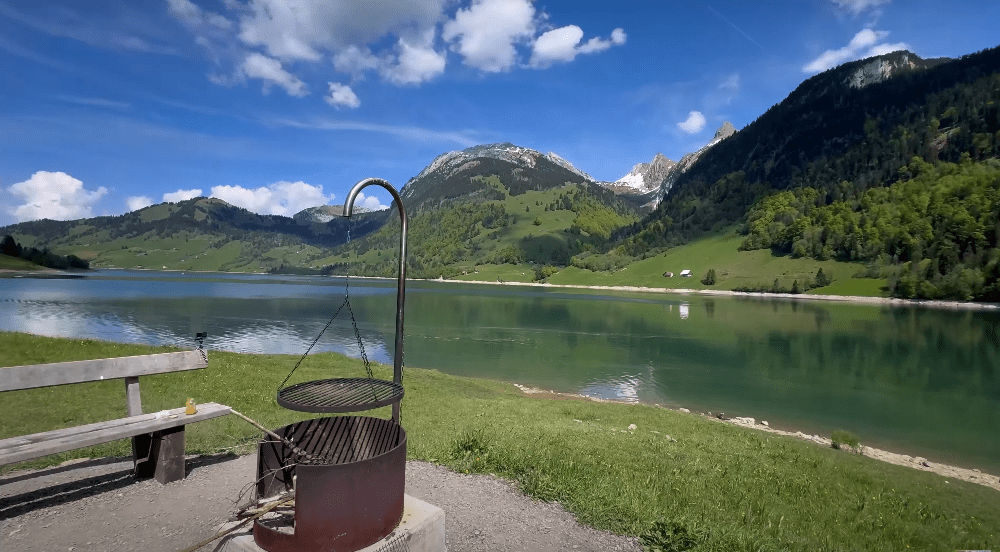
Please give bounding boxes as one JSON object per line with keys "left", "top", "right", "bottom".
{"left": 343, "top": 178, "right": 407, "bottom": 424}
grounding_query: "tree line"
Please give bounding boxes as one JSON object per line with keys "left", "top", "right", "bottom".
{"left": 1, "top": 235, "right": 90, "bottom": 270}
{"left": 737, "top": 157, "right": 1000, "bottom": 301}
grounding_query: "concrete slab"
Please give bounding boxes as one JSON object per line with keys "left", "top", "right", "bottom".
{"left": 213, "top": 494, "right": 446, "bottom": 552}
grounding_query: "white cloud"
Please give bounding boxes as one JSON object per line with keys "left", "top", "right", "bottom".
{"left": 326, "top": 82, "right": 360, "bottom": 109}
{"left": 578, "top": 27, "right": 626, "bottom": 54}
{"left": 529, "top": 25, "right": 626, "bottom": 68}
{"left": 354, "top": 191, "right": 388, "bottom": 211}
{"left": 241, "top": 53, "right": 308, "bottom": 96}
{"left": 163, "top": 189, "right": 204, "bottom": 203}
{"left": 210, "top": 181, "right": 334, "bottom": 216}
{"left": 530, "top": 25, "right": 583, "bottom": 66}
{"left": 384, "top": 32, "right": 447, "bottom": 85}
{"left": 677, "top": 111, "right": 706, "bottom": 134}
{"left": 237, "top": 0, "right": 446, "bottom": 61}
{"left": 6, "top": 171, "right": 108, "bottom": 223}
{"left": 831, "top": 0, "right": 890, "bottom": 15}
{"left": 333, "top": 45, "right": 384, "bottom": 76}
{"left": 126, "top": 196, "right": 153, "bottom": 211}
{"left": 167, "top": 0, "right": 205, "bottom": 26}
{"left": 802, "top": 28, "right": 909, "bottom": 74}
{"left": 171, "top": 0, "right": 232, "bottom": 29}
{"left": 442, "top": 0, "right": 536, "bottom": 72}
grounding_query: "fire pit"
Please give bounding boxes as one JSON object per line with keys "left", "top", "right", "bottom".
{"left": 254, "top": 416, "right": 406, "bottom": 552}
{"left": 253, "top": 178, "right": 411, "bottom": 552}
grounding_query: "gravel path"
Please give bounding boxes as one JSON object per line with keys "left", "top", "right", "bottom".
{"left": 0, "top": 454, "right": 642, "bottom": 552}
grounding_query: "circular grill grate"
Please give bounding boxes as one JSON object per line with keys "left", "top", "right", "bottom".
{"left": 276, "top": 378, "right": 404, "bottom": 413}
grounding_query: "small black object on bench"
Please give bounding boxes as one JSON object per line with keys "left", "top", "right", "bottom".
{"left": 0, "top": 350, "right": 231, "bottom": 484}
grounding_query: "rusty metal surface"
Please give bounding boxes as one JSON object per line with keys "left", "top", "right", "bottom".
{"left": 254, "top": 416, "right": 407, "bottom": 552}
{"left": 277, "top": 378, "right": 404, "bottom": 414}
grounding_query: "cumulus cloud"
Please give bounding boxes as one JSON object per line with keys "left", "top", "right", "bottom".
{"left": 354, "top": 191, "right": 388, "bottom": 211}
{"left": 802, "top": 28, "right": 908, "bottom": 73}
{"left": 237, "top": 0, "right": 446, "bottom": 61}
{"left": 384, "top": 32, "right": 447, "bottom": 85}
{"left": 171, "top": 0, "right": 626, "bottom": 106}
{"left": 830, "top": 0, "right": 890, "bottom": 15}
{"left": 333, "top": 45, "right": 384, "bottom": 76}
{"left": 126, "top": 196, "right": 153, "bottom": 211}
{"left": 210, "top": 181, "right": 334, "bottom": 216}
{"left": 529, "top": 25, "right": 626, "bottom": 68}
{"left": 6, "top": 171, "right": 108, "bottom": 223}
{"left": 677, "top": 111, "right": 707, "bottom": 134}
{"left": 241, "top": 52, "right": 309, "bottom": 96}
{"left": 326, "top": 82, "right": 360, "bottom": 109}
{"left": 163, "top": 188, "right": 204, "bottom": 203}
{"left": 442, "top": 0, "right": 536, "bottom": 72}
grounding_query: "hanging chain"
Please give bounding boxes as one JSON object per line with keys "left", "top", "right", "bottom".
{"left": 346, "top": 224, "right": 378, "bottom": 401}
{"left": 277, "top": 298, "right": 350, "bottom": 391}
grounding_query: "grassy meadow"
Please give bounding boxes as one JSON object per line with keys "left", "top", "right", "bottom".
{"left": 1, "top": 332, "right": 996, "bottom": 551}
{"left": 549, "top": 228, "right": 887, "bottom": 297}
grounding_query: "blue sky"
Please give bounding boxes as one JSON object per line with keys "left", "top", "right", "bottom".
{"left": 1, "top": 0, "right": 998, "bottom": 225}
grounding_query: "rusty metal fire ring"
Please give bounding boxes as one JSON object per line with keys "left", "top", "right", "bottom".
{"left": 277, "top": 377, "right": 404, "bottom": 413}
{"left": 254, "top": 415, "right": 407, "bottom": 552}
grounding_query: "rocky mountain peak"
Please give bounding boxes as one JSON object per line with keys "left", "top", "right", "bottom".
{"left": 610, "top": 153, "right": 677, "bottom": 193}
{"left": 293, "top": 204, "right": 370, "bottom": 223}
{"left": 604, "top": 121, "right": 736, "bottom": 209}
{"left": 714, "top": 121, "right": 736, "bottom": 141}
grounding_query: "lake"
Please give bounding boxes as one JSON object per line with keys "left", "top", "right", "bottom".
{"left": 1, "top": 269, "right": 997, "bottom": 473}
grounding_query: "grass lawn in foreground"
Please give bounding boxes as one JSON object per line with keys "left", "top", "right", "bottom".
{"left": 1, "top": 332, "right": 996, "bottom": 551}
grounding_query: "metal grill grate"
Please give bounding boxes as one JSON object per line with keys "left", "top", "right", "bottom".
{"left": 276, "top": 378, "right": 404, "bottom": 414}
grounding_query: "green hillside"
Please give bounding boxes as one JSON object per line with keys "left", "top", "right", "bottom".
{"left": 547, "top": 227, "right": 884, "bottom": 296}
{"left": 0, "top": 197, "right": 389, "bottom": 273}
{"left": 316, "top": 178, "right": 639, "bottom": 280}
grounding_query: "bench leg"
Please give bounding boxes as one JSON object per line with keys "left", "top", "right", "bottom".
{"left": 132, "top": 426, "right": 186, "bottom": 484}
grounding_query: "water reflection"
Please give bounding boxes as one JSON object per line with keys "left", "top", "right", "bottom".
{"left": 580, "top": 375, "right": 642, "bottom": 402}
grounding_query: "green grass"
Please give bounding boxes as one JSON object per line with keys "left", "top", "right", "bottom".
{"left": 448, "top": 263, "right": 536, "bottom": 283}
{"left": 0, "top": 254, "right": 43, "bottom": 270}
{"left": 2, "top": 331, "right": 997, "bottom": 551}
{"left": 549, "top": 228, "right": 888, "bottom": 297}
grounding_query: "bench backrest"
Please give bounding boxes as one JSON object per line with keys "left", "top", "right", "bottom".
{"left": 0, "top": 350, "right": 208, "bottom": 393}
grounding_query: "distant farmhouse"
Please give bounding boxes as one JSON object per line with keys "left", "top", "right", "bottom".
{"left": 662, "top": 271, "right": 673, "bottom": 277}
{"left": 680, "top": 269, "right": 692, "bottom": 277}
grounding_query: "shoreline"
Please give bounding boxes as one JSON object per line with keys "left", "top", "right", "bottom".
{"left": 5, "top": 267, "right": 998, "bottom": 310}
{"left": 437, "top": 278, "right": 1000, "bottom": 311}
{"left": 510, "top": 383, "right": 1000, "bottom": 492}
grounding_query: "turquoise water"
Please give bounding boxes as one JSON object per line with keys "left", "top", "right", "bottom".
{"left": 1, "top": 270, "right": 997, "bottom": 473}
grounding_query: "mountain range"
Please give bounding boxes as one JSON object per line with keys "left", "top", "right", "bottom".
{"left": 3, "top": 45, "right": 999, "bottom": 300}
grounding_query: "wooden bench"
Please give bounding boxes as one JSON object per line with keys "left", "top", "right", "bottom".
{"left": 0, "top": 350, "right": 231, "bottom": 484}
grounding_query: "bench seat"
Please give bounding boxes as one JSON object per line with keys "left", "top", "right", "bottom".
{"left": 0, "top": 402, "right": 231, "bottom": 472}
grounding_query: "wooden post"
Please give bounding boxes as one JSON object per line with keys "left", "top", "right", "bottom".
{"left": 125, "top": 376, "right": 150, "bottom": 477}
{"left": 153, "top": 426, "right": 186, "bottom": 484}
{"left": 124, "top": 376, "right": 142, "bottom": 416}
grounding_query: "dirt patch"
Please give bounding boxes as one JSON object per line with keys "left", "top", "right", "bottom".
{"left": 1, "top": 454, "right": 641, "bottom": 552}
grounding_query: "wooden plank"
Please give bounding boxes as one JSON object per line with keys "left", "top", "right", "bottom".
{"left": 0, "top": 402, "right": 231, "bottom": 466}
{"left": 124, "top": 377, "right": 142, "bottom": 416}
{"left": 0, "top": 350, "right": 208, "bottom": 392}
